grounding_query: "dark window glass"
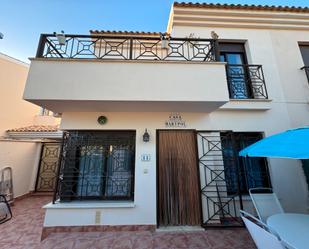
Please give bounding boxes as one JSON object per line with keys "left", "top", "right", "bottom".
{"left": 59, "top": 131, "right": 135, "bottom": 201}
{"left": 299, "top": 45, "right": 309, "bottom": 66}
{"left": 219, "top": 43, "right": 253, "bottom": 99}
{"left": 221, "top": 53, "right": 245, "bottom": 64}
{"left": 221, "top": 132, "right": 271, "bottom": 195}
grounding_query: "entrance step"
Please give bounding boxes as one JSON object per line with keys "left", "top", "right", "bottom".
{"left": 156, "top": 226, "right": 205, "bottom": 232}
{"left": 31, "top": 192, "right": 53, "bottom": 196}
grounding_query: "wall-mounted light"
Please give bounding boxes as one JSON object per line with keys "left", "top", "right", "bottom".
{"left": 143, "top": 129, "right": 150, "bottom": 142}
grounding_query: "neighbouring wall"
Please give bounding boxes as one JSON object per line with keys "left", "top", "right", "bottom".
{"left": 0, "top": 53, "right": 39, "bottom": 136}
{"left": 0, "top": 54, "right": 60, "bottom": 199}
{"left": 0, "top": 140, "right": 41, "bottom": 198}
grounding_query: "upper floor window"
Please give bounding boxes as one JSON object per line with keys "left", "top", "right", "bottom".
{"left": 299, "top": 44, "right": 309, "bottom": 66}
{"left": 220, "top": 42, "right": 268, "bottom": 100}
{"left": 299, "top": 44, "right": 309, "bottom": 83}
{"left": 221, "top": 132, "right": 271, "bottom": 195}
{"left": 220, "top": 43, "right": 251, "bottom": 99}
{"left": 219, "top": 43, "right": 247, "bottom": 64}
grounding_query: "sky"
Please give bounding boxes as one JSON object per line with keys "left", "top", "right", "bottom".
{"left": 0, "top": 0, "right": 308, "bottom": 62}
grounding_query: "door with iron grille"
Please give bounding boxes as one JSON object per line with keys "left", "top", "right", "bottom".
{"left": 197, "top": 131, "right": 270, "bottom": 227}
{"left": 157, "top": 130, "right": 201, "bottom": 226}
{"left": 36, "top": 143, "right": 61, "bottom": 192}
{"left": 197, "top": 131, "right": 243, "bottom": 227}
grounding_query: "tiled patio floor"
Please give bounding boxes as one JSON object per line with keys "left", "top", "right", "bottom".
{"left": 0, "top": 196, "right": 256, "bottom": 249}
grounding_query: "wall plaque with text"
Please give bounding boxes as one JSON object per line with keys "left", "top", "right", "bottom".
{"left": 165, "top": 113, "right": 186, "bottom": 128}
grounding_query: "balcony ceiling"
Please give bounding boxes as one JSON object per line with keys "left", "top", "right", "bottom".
{"left": 29, "top": 99, "right": 227, "bottom": 113}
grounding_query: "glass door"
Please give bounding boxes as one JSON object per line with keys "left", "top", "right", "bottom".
{"left": 220, "top": 42, "right": 252, "bottom": 99}
{"left": 220, "top": 53, "right": 245, "bottom": 65}
{"left": 221, "top": 52, "right": 251, "bottom": 99}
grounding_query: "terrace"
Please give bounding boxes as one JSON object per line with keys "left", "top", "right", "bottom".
{"left": 0, "top": 195, "right": 255, "bottom": 249}
{"left": 23, "top": 33, "right": 268, "bottom": 114}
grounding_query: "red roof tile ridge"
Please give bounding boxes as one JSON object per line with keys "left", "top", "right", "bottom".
{"left": 89, "top": 30, "right": 167, "bottom": 36}
{"left": 173, "top": 2, "right": 309, "bottom": 13}
{"left": 7, "top": 125, "right": 60, "bottom": 133}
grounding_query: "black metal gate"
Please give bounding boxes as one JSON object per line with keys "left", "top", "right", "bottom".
{"left": 36, "top": 143, "right": 61, "bottom": 192}
{"left": 197, "top": 131, "right": 243, "bottom": 227}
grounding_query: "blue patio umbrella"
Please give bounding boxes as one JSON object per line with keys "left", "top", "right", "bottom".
{"left": 239, "top": 127, "right": 309, "bottom": 159}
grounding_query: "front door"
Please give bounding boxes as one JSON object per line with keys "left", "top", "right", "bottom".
{"left": 157, "top": 130, "right": 201, "bottom": 226}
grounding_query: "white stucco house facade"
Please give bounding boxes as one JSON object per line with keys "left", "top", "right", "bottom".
{"left": 23, "top": 2, "right": 309, "bottom": 235}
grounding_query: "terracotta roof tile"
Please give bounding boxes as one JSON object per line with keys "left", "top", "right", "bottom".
{"left": 90, "top": 30, "right": 166, "bottom": 36}
{"left": 174, "top": 2, "right": 309, "bottom": 13}
{"left": 7, "top": 125, "right": 60, "bottom": 133}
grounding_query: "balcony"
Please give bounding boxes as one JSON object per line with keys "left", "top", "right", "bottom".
{"left": 24, "top": 34, "right": 229, "bottom": 113}
{"left": 225, "top": 64, "right": 268, "bottom": 99}
{"left": 35, "top": 34, "right": 221, "bottom": 61}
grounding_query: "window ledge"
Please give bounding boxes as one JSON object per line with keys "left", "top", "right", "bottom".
{"left": 220, "top": 99, "right": 272, "bottom": 110}
{"left": 43, "top": 201, "right": 135, "bottom": 209}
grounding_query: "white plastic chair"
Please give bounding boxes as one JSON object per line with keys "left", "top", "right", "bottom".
{"left": 0, "top": 167, "right": 14, "bottom": 203}
{"left": 0, "top": 195, "right": 12, "bottom": 224}
{"left": 249, "top": 188, "right": 284, "bottom": 223}
{"left": 240, "top": 210, "right": 286, "bottom": 249}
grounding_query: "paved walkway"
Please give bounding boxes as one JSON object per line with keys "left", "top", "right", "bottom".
{"left": 0, "top": 196, "right": 256, "bottom": 249}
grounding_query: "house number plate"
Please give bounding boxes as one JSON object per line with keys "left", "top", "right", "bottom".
{"left": 141, "top": 154, "right": 151, "bottom": 162}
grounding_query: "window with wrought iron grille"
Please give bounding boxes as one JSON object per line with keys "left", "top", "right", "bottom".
{"left": 221, "top": 132, "right": 271, "bottom": 195}
{"left": 55, "top": 131, "right": 135, "bottom": 202}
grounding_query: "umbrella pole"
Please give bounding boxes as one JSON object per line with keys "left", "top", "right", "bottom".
{"left": 231, "top": 133, "right": 244, "bottom": 211}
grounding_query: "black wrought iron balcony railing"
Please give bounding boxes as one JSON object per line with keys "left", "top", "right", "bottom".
{"left": 225, "top": 64, "right": 268, "bottom": 99}
{"left": 301, "top": 66, "right": 309, "bottom": 83}
{"left": 36, "top": 34, "right": 220, "bottom": 62}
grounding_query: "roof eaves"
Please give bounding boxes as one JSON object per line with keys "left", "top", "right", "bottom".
{"left": 173, "top": 2, "right": 309, "bottom": 13}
